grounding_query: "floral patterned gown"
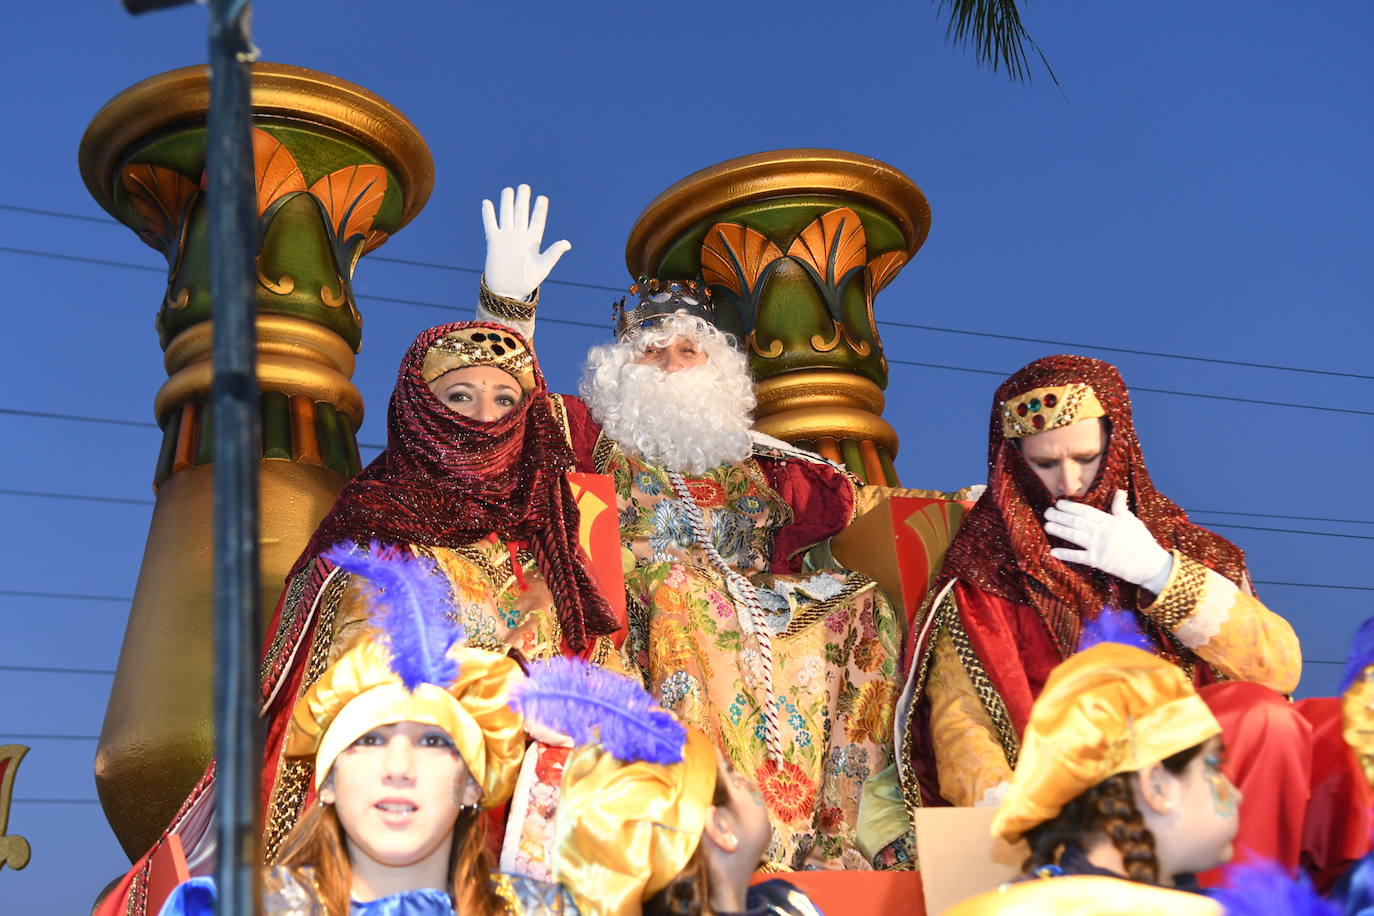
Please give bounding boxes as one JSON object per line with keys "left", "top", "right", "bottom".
{"left": 609, "top": 448, "right": 902, "bottom": 870}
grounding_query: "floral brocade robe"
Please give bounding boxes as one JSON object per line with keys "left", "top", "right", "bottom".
{"left": 612, "top": 451, "right": 901, "bottom": 870}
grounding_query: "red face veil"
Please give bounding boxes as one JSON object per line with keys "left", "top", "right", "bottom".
{"left": 938, "top": 354, "right": 1247, "bottom": 657}
{"left": 293, "top": 321, "right": 616, "bottom": 652}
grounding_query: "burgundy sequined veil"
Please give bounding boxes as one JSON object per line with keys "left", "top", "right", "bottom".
{"left": 901, "top": 354, "right": 1249, "bottom": 806}
{"left": 254, "top": 321, "right": 618, "bottom": 855}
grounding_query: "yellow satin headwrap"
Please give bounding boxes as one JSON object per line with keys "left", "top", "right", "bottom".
{"left": 553, "top": 727, "right": 718, "bottom": 916}
{"left": 942, "top": 875, "right": 1222, "bottom": 916}
{"left": 991, "top": 643, "right": 1221, "bottom": 843}
{"left": 283, "top": 638, "right": 527, "bottom": 807}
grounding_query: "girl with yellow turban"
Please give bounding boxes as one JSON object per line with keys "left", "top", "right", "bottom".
{"left": 157, "top": 546, "right": 576, "bottom": 916}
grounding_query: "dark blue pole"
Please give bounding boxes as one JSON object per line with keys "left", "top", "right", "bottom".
{"left": 206, "top": 1, "right": 262, "bottom": 913}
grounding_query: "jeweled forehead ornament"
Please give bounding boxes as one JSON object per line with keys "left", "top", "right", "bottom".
{"left": 1000, "top": 383, "right": 1107, "bottom": 438}
{"left": 612, "top": 277, "right": 718, "bottom": 343}
{"left": 422, "top": 327, "right": 536, "bottom": 392}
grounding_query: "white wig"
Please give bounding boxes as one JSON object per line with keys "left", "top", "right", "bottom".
{"left": 579, "top": 311, "right": 756, "bottom": 474}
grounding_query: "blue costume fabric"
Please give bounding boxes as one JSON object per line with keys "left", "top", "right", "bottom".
{"left": 156, "top": 868, "right": 578, "bottom": 915}
{"left": 1332, "top": 850, "right": 1374, "bottom": 915}
{"left": 715, "top": 879, "right": 825, "bottom": 916}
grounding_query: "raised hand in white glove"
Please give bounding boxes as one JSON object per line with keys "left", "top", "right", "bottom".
{"left": 1044, "top": 489, "right": 1173, "bottom": 593}
{"left": 481, "top": 184, "right": 572, "bottom": 300}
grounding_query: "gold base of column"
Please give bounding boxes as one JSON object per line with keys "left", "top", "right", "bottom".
{"left": 753, "top": 369, "right": 897, "bottom": 454}
{"left": 95, "top": 460, "right": 346, "bottom": 859}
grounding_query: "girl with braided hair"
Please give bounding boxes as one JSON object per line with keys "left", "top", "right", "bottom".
{"left": 939, "top": 641, "right": 1240, "bottom": 915}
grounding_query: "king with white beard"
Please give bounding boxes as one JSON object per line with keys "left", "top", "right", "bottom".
{"left": 476, "top": 188, "right": 904, "bottom": 870}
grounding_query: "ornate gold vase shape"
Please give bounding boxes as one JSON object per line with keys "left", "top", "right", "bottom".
{"left": 624, "top": 150, "right": 930, "bottom": 484}
{"left": 79, "top": 63, "right": 433, "bottom": 858}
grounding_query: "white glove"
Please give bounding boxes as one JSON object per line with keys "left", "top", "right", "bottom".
{"left": 1044, "top": 489, "right": 1173, "bottom": 593}
{"left": 480, "top": 184, "right": 572, "bottom": 300}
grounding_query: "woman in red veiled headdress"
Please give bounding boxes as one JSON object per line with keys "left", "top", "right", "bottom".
{"left": 97, "top": 323, "right": 623, "bottom": 915}
{"left": 897, "top": 355, "right": 1315, "bottom": 872}
{"left": 246, "top": 321, "right": 621, "bottom": 860}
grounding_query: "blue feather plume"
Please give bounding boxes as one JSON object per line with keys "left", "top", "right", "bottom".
{"left": 322, "top": 541, "right": 465, "bottom": 691}
{"left": 1340, "top": 615, "right": 1374, "bottom": 694}
{"left": 1210, "top": 860, "right": 1340, "bottom": 916}
{"left": 1076, "top": 606, "right": 1152, "bottom": 653}
{"left": 510, "top": 657, "right": 686, "bottom": 765}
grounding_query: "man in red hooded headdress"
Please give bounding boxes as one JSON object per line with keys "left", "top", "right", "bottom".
{"left": 897, "top": 355, "right": 1308, "bottom": 868}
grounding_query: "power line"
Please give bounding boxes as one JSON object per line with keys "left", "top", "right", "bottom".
{"left": 11, "top": 798, "right": 102, "bottom": 805}
{"left": 359, "top": 292, "right": 607, "bottom": 331}
{"left": 369, "top": 256, "right": 627, "bottom": 295}
{"left": 0, "top": 202, "right": 112, "bottom": 225}
{"left": 1190, "top": 508, "right": 1374, "bottom": 527}
{"left": 0, "top": 244, "right": 162, "bottom": 274}
{"left": 1205, "top": 522, "right": 1374, "bottom": 542}
{"left": 3, "top": 444, "right": 1373, "bottom": 533}
{"left": 0, "top": 733, "right": 99, "bottom": 741}
{"left": 0, "top": 406, "right": 157, "bottom": 428}
{"left": 0, "top": 664, "right": 114, "bottom": 676}
{"left": 5, "top": 244, "right": 1369, "bottom": 412}
{"left": 889, "top": 358, "right": 1374, "bottom": 417}
{"left": 0, "top": 487, "right": 153, "bottom": 507}
{"left": 1255, "top": 580, "right": 1374, "bottom": 592}
{"left": 2, "top": 205, "right": 1365, "bottom": 381}
{"left": 880, "top": 319, "right": 1374, "bottom": 382}
{"left": 0, "top": 589, "right": 130, "bottom": 603}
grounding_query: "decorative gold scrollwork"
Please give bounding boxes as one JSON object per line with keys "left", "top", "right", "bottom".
{"left": 810, "top": 322, "right": 843, "bottom": 353}
{"left": 839, "top": 323, "right": 873, "bottom": 356}
{"left": 319, "top": 281, "right": 347, "bottom": 308}
{"left": 256, "top": 257, "right": 296, "bottom": 296}
{"left": 0, "top": 745, "right": 32, "bottom": 871}
{"left": 748, "top": 331, "right": 784, "bottom": 358}
{"left": 164, "top": 285, "right": 191, "bottom": 310}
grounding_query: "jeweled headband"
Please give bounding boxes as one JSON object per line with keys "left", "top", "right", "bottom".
{"left": 612, "top": 277, "right": 716, "bottom": 342}
{"left": 422, "top": 327, "right": 536, "bottom": 392}
{"left": 1000, "top": 383, "right": 1106, "bottom": 438}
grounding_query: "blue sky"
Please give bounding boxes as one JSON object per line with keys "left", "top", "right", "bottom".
{"left": 1, "top": 1, "right": 1371, "bottom": 910}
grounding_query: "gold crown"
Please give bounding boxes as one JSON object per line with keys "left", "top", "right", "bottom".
{"left": 1000, "top": 383, "right": 1106, "bottom": 438}
{"left": 612, "top": 278, "right": 717, "bottom": 342}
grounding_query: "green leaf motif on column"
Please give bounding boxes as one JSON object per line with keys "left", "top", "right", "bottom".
{"left": 120, "top": 127, "right": 392, "bottom": 351}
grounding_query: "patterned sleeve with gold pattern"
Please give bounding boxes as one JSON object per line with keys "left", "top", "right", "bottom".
{"left": 927, "top": 628, "right": 1016, "bottom": 807}
{"left": 477, "top": 276, "right": 539, "bottom": 340}
{"left": 1142, "top": 550, "right": 1302, "bottom": 694}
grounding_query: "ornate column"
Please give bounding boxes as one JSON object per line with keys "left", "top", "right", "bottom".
{"left": 625, "top": 150, "right": 930, "bottom": 484}
{"left": 79, "top": 63, "right": 433, "bottom": 858}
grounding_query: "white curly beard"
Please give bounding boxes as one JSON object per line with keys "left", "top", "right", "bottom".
{"left": 580, "top": 338, "right": 756, "bottom": 475}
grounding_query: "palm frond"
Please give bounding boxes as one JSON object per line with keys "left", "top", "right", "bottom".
{"left": 933, "top": 0, "right": 1058, "bottom": 85}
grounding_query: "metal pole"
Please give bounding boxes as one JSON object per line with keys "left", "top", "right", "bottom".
{"left": 207, "top": 1, "right": 262, "bottom": 913}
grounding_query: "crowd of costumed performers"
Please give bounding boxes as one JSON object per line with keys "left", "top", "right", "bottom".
{"left": 91, "top": 185, "right": 1374, "bottom": 916}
